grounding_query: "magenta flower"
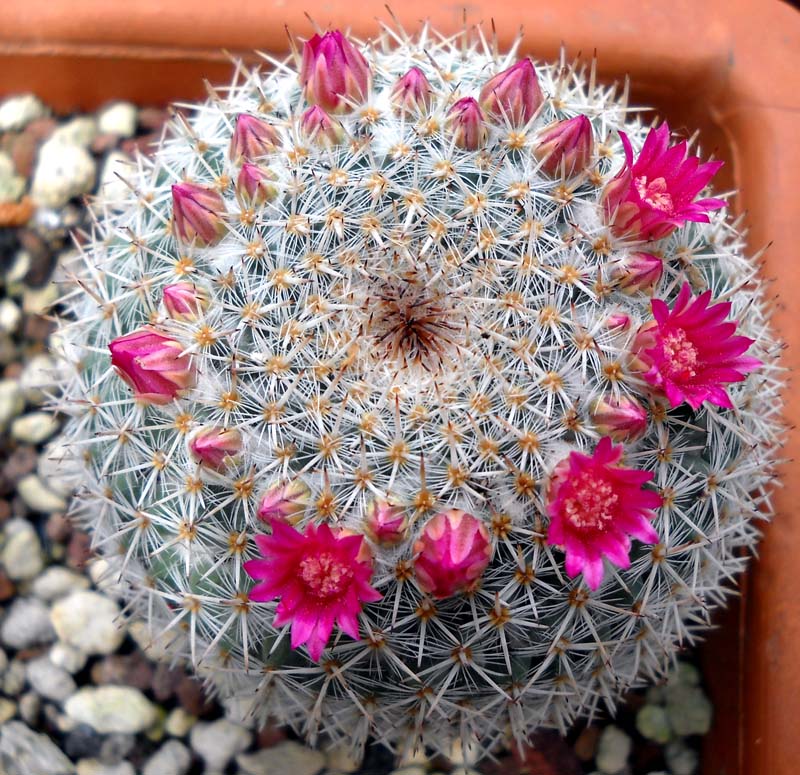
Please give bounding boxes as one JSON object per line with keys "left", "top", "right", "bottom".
{"left": 613, "top": 251, "right": 664, "bottom": 295}
{"left": 257, "top": 480, "right": 310, "bottom": 525}
{"left": 546, "top": 437, "right": 661, "bottom": 590}
{"left": 236, "top": 163, "right": 278, "bottom": 207}
{"left": 229, "top": 114, "right": 280, "bottom": 163}
{"left": 300, "top": 30, "right": 370, "bottom": 114}
{"left": 413, "top": 509, "right": 492, "bottom": 598}
{"left": 633, "top": 282, "right": 761, "bottom": 410}
{"left": 446, "top": 97, "right": 487, "bottom": 151}
{"left": 162, "top": 282, "right": 208, "bottom": 320}
{"left": 244, "top": 520, "right": 382, "bottom": 661}
{"left": 365, "top": 500, "right": 407, "bottom": 546}
{"left": 300, "top": 106, "right": 344, "bottom": 147}
{"left": 189, "top": 427, "right": 242, "bottom": 471}
{"left": 109, "top": 327, "right": 195, "bottom": 405}
{"left": 171, "top": 182, "right": 226, "bottom": 246}
{"left": 534, "top": 115, "right": 594, "bottom": 177}
{"left": 590, "top": 395, "right": 648, "bottom": 442}
{"left": 391, "top": 67, "right": 433, "bottom": 115}
{"left": 601, "top": 123, "right": 725, "bottom": 241}
{"left": 479, "top": 58, "right": 543, "bottom": 126}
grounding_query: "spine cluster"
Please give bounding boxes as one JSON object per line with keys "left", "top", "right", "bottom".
{"left": 50, "top": 21, "right": 782, "bottom": 759}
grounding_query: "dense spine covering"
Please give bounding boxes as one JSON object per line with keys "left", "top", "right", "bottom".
{"left": 49, "top": 21, "right": 782, "bottom": 760}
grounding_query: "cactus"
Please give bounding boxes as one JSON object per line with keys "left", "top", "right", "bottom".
{"left": 50, "top": 21, "right": 782, "bottom": 760}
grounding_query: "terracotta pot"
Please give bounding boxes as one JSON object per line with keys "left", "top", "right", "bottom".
{"left": 2, "top": 2, "right": 799, "bottom": 772}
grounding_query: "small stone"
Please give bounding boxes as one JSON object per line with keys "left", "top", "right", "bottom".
{"left": 664, "top": 740, "right": 699, "bottom": 775}
{"left": 32, "top": 566, "right": 89, "bottom": 601}
{"left": 388, "top": 769, "right": 426, "bottom": 775}
{"left": 665, "top": 684, "right": 713, "bottom": 737}
{"left": 190, "top": 719, "right": 252, "bottom": 772}
{"left": 65, "top": 686, "right": 158, "bottom": 734}
{"left": 99, "top": 733, "right": 136, "bottom": 763}
{"left": 22, "top": 282, "right": 60, "bottom": 315}
{"left": 0, "top": 95, "right": 46, "bottom": 131}
{"left": 76, "top": 760, "right": 135, "bottom": 775}
{"left": 636, "top": 704, "right": 673, "bottom": 744}
{"left": 1, "top": 597, "right": 55, "bottom": 649}
{"left": 51, "top": 591, "right": 126, "bottom": 655}
{"left": 18, "top": 691, "right": 40, "bottom": 724}
{"left": 49, "top": 117, "right": 97, "bottom": 148}
{"left": 88, "top": 558, "right": 126, "bottom": 599}
{"left": 66, "top": 530, "right": 93, "bottom": 569}
{"left": 97, "top": 103, "right": 138, "bottom": 138}
{"left": 11, "top": 411, "right": 60, "bottom": 445}
{"left": 165, "top": 707, "right": 196, "bottom": 737}
{"left": 129, "top": 619, "right": 183, "bottom": 660}
{"left": 2, "top": 658, "right": 26, "bottom": 694}
{"left": 5, "top": 249, "right": 31, "bottom": 288}
{"left": 50, "top": 642, "right": 88, "bottom": 674}
{"left": 574, "top": 725, "right": 600, "bottom": 761}
{"left": 97, "top": 150, "right": 133, "bottom": 206}
{"left": 0, "top": 151, "right": 26, "bottom": 203}
{"left": 325, "top": 743, "right": 361, "bottom": 773}
{"left": 64, "top": 724, "right": 103, "bottom": 759}
{"left": 0, "top": 697, "right": 16, "bottom": 723}
{"left": 0, "top": 379, "right": 25, "bottom": 430}
{"left": 0, "top": 298, "right": 22, "bottom": 333}
{"left": 143, "top": 739, "right": 192, "bottom": 775}
{"left": 595, "top": 725, "right": 632, "bottom": 775}
{"left": 237, "top": 741, "right": 325, "bottom": 775}
{"left": 0, "top": 647, "right": 8, "bottom": 673}
{"left": 91, "top": 651, "right": 153, "bottom": 690}
{"left": 45, "top": 512, "right": 74, "bottom": 542}
{"left": 3, "top": 445, "right": 38, "bottom": 488}
{"left": 668, "top": 661, "right": 701, "bottom": 687}
{"left": 20, "top": 353, "right": 64, "bottom": 402}
{"left": 26, "top": 656, "right": 77, "bottom": 703}
{"left": 0, "top": 720, "right": 75, "bottom": 775}
{"left": 17, "top": 473, "right": 68, "bottom": 513}
{"left": 1, "top": 517, "right": 44, "bottom": 579}
{"left": 176, "top": 674, "right": 213, "bottom": 716}
{"left": 31, "top": 140, "right": 96, "bottom": 208}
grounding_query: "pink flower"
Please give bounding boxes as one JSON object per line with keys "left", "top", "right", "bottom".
{"left": 446, "top": 97, "right": 487, "bottom": 151}
{"left": 300, "top": 106, "right": 344, "bottom": 147}
{"left": 236, "top": 164, "right": 278, "bottom": 207}
{"left": 633, "top": 282, "right": 761, "bottom": 410}
{"left": 244, "top": 520, "right": 382, "bottom": 661}
{"left": 189, "top": 427, "right": 242, "bottom": 471}
{"left": 257, "top": 481, "right": 310, "bottom": 525}
{"left": 601, "top": 123, "right": 725, "bottom": 240}
{"left": 479, "top": 58, "right": 543, "bottom": 126}
{"left": 109, "top": 327, "right": 195, "bottom": 405}
{"left": 391, "top": 67, "right": 433, "bottom": 115}
{"left": 229, "top": 114, "right": 280, "bottom": 163}
{"left": 546, "top": 437, "right": 661, "bottom": 590}
{"left": 590, "top": 395, "right": 648, "bottom": 442}
{"left": 162, "top": 282, "right": 208, "bottom": 320}
{"left": 365, "top": 500, "right": 407, "bottom": 546}
{"left": 413, "top": 509, "right": 492, "bottom": 598}
{"left": 534, "top": 115, "right": 594, "bottom": 177}
{"left": 300, "top": 30, "right": 370, "bottom": 114}
{"left": 613, "top": 251, "right": 664, "bottom": 294}
{"left": 171, "top": 182, "right": 226, "bottom": 246}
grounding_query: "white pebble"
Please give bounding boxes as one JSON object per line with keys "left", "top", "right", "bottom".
{"left": 0, "top": 298, "right": 22, "bottom": 334}
{"left": 51, "top": 591, "right": 126, "bottom": 655}
{"left": 1, "top": 518, "right": 44, "bottom": 580}
{"left": 76, "top": 759, "right": 136, "bottom": 775}
{"left": 190, "top": 719, "right": 252, "bottom": 772}
{"left": 49, "top": 116, "right": 97, "bottom": 148}
{"left": 97, "top": 103, "right": 138, "bottom": 138}
{"left": 49, "top": 642, "right": 88, "bottom": 674}
{"left": 97, "top": 150, "right": 134, "bottom": 207}
{"left": 143, "top": 739, "right": 191, "bottom": 775}
{"left": 18, "top": 473, "right": 68, "bottom": 514}
{"left": 595, "top": 725, "right": 632, "bottom": 775}
{"left": 0, "top": 379, "right": 25, "bottom": 430}
{"left": 66, "top": 686, "right": 157, "bottom": 734}
{"left": 31, "top": 140, "right": 96, "bottom": 209}
{"left": 32, "top": 566, "right": 89, "bottom": 602}
{"left": 11, "top": 411, "right": 60, "bottom": 445}
{"left": 0, "top": 94, "right": 46, "bottom": 131}
{"left": 26, "top": 656, "right": 77, "bottom": 703}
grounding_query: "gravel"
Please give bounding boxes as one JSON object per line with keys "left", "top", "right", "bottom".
{"left": 1, "top": 596, "right": 55, "bottom": 649}
{"left": 1, "top": 516, "right": 44, "bottom": 579}
{"left": 190, "top": 719, "right": 253, "bottom": 772}
{"left": 65, "top": 686, "right": 158, "bottom": 734}
{"left": 51, "top": 590, "right": 126, "bottom": 655}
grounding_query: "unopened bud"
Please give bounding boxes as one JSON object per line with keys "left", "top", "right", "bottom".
{"left": 300, "top": 106, "right": 345, "bottom": 147}
{"left": 365, "top": 500, "right": 407, "bottom": 546}
{"left": 189, "top": 427, "right": 243, "bottom": 471}
{"left": 162, "top": 282, "right": 209, "bottom": 320}
{"left": 613, "top": 252, "right": 664, "bottom": 294}
{"left": 257, "top": 480, "right": 310, "bottom": 525}
{"left": 236, "top": 164, "right": 278, "bottom": 207}
{"left": 446, "top": 97, "right": 487, "bottom": 151}
{"left": 534, "top": 115, "right": 594, "bottom": 176}
{"left": 171, "top": 182, "right": 226, "bottom": 246}
{"left": 591, "top": 395, "right": 648, "bottom": 442}
{"left": 230, "top": 114, "right": 280, "bottom": 163}
{"left": 391, "top": 67, "right": 433, "bottom": 115}
{"left": 300, "top": 30, "right": 370, "bottom": 114}
{"left": 479, "top": 59, "right": 543, "bottom": 126}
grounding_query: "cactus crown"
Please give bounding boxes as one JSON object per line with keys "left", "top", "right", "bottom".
{"left": 51, "top": 21, "right": 782, "bottom": 760}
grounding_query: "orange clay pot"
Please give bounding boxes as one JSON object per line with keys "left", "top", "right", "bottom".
{"left": 2, "top": 2, "right": 799, "bottom": 773}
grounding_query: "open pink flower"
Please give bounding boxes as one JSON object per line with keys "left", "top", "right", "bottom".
{"left": 633, "top": 282, "right": 761, "bottom": 410}
{"left": 109, "top": 327, "right": 195, "bottom": 405}
{"left": 546, "top": 437, "right": 661, "bottom": 590}
{"left": 300, "top": 30, "right": 370, "bottom": 114}
{"left": 601, "top": 123, "right": 724, "bottom": 240}
{"left": 244, "top": 520, "right": 382, "bottom": 661}
{"left": 413, "top": 509, "right": 492, "bottom": 598}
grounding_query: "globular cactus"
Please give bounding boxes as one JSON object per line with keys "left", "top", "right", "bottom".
{"left": 50, "top": 20, "right": 783, "bottom": 760}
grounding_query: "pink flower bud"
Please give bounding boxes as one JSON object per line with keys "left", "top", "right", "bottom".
{"left": 534, "top": 115, "right": 594, "bottom": 176}
{"left": 613, "top": 252, "right": 664, "bottom": 294}
{"left": 300, "top": 30, "right": 370, "bottom": 114}
{"left": 446, "top": 97, "right": 487, "bottom": 151}
{"left": 109, "top": 327, "right": 195, "bottom": 405}
{"left": 189, "top": 427, "right": 243, "bottom": 471}
{"left": 236, "top": 164, "right": 278, "bottom": 208}
{"left": 479, "top": 58, "right": 543, "bottom": 126}
{"left": 300, "top": 106, "right": 345, "bottom": 147}
{"left": 590, "top": 395, "right": 649, "bottom": 442}
{"left": 605, "top": 312, "right": 632, "bottom": 332}
{"left": 229, "top": 114, "right": 281, "bottom": 163}
{"left": 365, "top": 500, "right": 407, "bottom": 546}
{"left": 257, "top": 480, "right": 310, "bottom": 525}
{"left": 162, "top": 282, "right": 209, "bottom": 320}
{"left": 413, "top": 509, "right": 492, "bottom": 598}
{"left": 391, "top": 67, "right": 433, "bottom": 115}
{"left": 171, "top": 182, "right": 226, "bottom": 246}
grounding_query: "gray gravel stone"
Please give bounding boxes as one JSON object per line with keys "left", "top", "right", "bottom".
{"left": 65, "top": 686, "right": 158, "bottom": 734}
{"left": 595, "top": 725, "right": 632, "bottom": 775}
{"left": 17, "top": 473, "right": 69, "bottom": 514}
{"left": 636, "top": 704, "right": 673, "bottom": 744}
{"left": 164, "top": 707, "right": 196, "bottom": 737}
{"left": 32, "top": 566, "right": 90, "bottom": 601}
{"left": 0, "top": 720, "right": 75, "bottom": 774}
{"left": 11, "top": 411, "right": 60, "bottom": 445}
{"left": 190, "top": 719, "right": 252, "bottom": 772}
{"left": 51, "top": 591, "right": 126, "bottom": 655}
{"left": 76, "top": 761, "right": 135, "bottom": 775}
{"left": 0, "top": 298, "right": 22, "bottom": 334}
{"left": 236, "top": 741, "right": 325, "bottom": 775}
{"left": 26, "top": 655, "right": 77, "bottom": 703}
{"left": 0, "top": 697, "right": 17, "bottom": 723}
{"left": 31, "top": 141, "right": 96, "bottom": 209}
{"left": 1, "top": 518, "right": 44, "bottom": 580}
{"left": 19, "top": 691, "right": 41, "bottom": 724}
{"left": 0, "top": 94, "right": 46, "bottom": 131}
{"left": 665, "top": 684, "right": 713, "bottom": 737}
{"left": 143, "top": 739, "right": 192, "bottom": 775}
{"left": 1, "top": 597, "right": 55, "bottom": 650}
{"left": 0, "top": 379, "right": 25, "bottom": 431}
{"left": 50, "top": 642, "right": 89, "bottom": 674}
{"left": 665, "top": 740, "right": 699, "bottom": 775}
{"left": 49, "top": 117, "right": 97, "bottom": 148}
{"left": 2, "top": 659, "right": 26, "bottom": 695}
{"left": 97, "top": 103, "right": 137, "bottom": 138}
{"left": 19, "top": 353, "right": 65, "bottom": 403}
